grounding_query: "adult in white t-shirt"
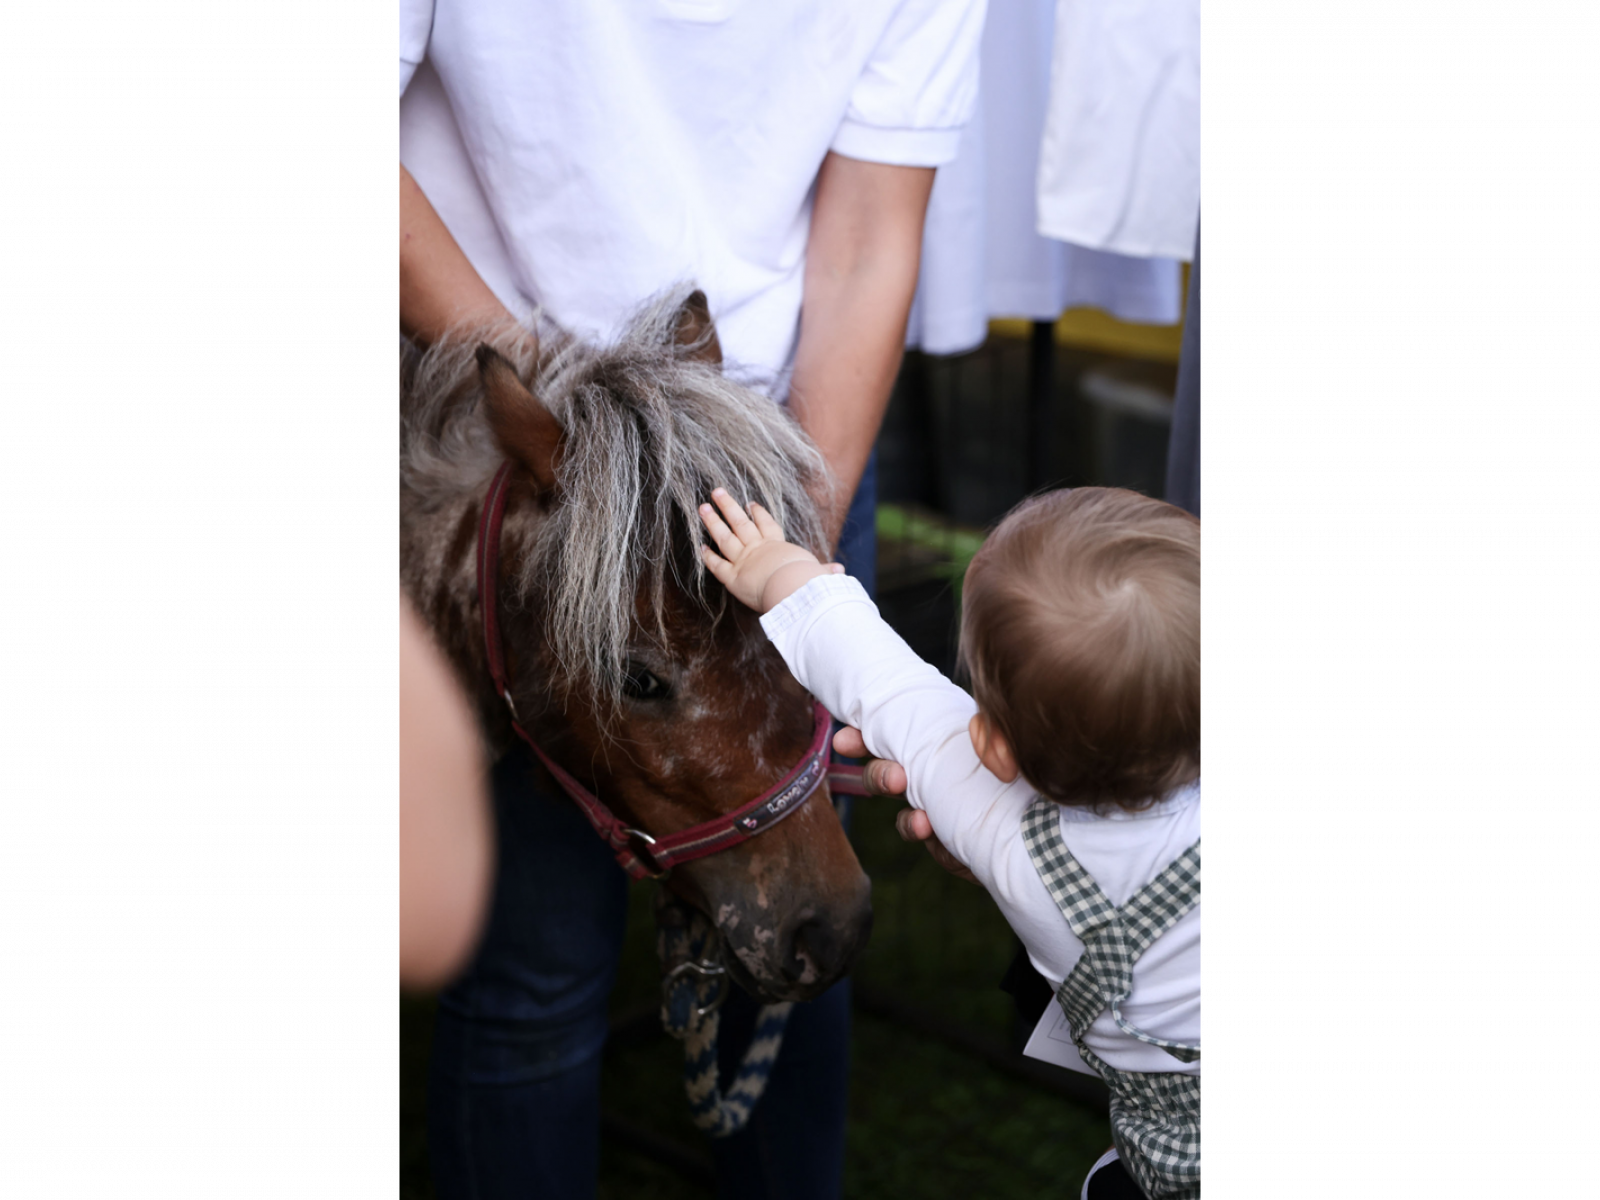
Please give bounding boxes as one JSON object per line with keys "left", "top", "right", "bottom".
{"left": 402, "top": 0, "right": 984, "bottom": 545}
{"left": 399, "top": 3, "right": 984, "bottom": 1197}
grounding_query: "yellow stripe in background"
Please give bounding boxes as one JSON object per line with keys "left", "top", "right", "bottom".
{"left": 988, "top": 263, "right": 1189, "bottom": 364}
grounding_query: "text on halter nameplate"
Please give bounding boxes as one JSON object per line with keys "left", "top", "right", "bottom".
{"left": 738, "top": 754, "right": 826, "bottom": 833}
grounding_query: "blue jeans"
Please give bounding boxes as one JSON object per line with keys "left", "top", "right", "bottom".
{"left": 428, "top": 456, "right": 876, "bottom": 1200}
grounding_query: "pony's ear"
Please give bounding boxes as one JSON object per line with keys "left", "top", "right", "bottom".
{"left": 672, "top": 289, "right": 723, "bottom": 368}
{"left": 476, "top": 345, "right": 561, "bottom": 491}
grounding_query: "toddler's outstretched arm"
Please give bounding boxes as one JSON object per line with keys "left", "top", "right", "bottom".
{"left": 707, "top": 487, "right": 1013, "bottom": 888}
{"left": 699, "top": 489, "right": 841, "bottom": 613}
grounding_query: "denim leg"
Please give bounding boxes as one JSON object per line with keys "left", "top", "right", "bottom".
{"left": 427, "top": 744, "right": 630, "bottom": 1200}
{"left": 709, "top": 979, "right": 854, "bottom": 1200}
{"left": 834, "top": 450, "right": 878, "bottom": 601}
{"left": 709, "top": 454, "right": 875, "bottom": 1199}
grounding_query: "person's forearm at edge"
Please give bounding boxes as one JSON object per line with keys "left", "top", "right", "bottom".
{"left": 788, "top": 153, "right": 934, "bottom": 551}
{"left": 401, "top": 594, "right": 493, "bottom": 989}
{"left": 401, "top": 163, "right": 521, "bottom": 346}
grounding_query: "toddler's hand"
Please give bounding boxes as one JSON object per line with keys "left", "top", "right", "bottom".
{"left": 699, "top": 488, "right": 831, "bottom": 613}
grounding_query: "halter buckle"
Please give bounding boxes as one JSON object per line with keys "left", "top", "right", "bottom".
{"left": 664, "top": 958, "right": 730, "bottom": 1018}
{"left": 622, "top": 827, "right": 669, "bottom": 878}
{"left": 501, "top": 688, "right": 519, "bottom": 722}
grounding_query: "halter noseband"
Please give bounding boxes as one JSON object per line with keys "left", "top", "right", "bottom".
{"left": 475, "top": 461, "right": 855, "bottom": 881}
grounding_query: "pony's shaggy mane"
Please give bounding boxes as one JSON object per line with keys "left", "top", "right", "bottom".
{"left": 401, "top": 285, "right": 831, "bottom": 723}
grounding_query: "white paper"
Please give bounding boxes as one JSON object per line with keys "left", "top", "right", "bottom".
{"left": 1021, "top": 1002, "right": 1100, "bottom": 1076}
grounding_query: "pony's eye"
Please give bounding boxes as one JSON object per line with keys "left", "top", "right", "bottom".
{"left": 622, "top": 663, "right": 671, "bottom": 701}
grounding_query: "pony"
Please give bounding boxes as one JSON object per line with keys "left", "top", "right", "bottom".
{"left": 400, "top": 285, "right": 872, "bottom": 1001}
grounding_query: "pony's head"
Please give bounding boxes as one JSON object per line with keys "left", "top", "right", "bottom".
{"left": 401, "top": 286, "right": 872, "bottom": 1002}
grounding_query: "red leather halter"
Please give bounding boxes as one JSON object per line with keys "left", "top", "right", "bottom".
{"left": 475, "top": 462, "right": 862, "bottom": 881}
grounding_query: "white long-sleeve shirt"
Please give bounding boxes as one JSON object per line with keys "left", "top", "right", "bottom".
{"left": 762, "top": 574, "right": 1199, "bottom": 1076}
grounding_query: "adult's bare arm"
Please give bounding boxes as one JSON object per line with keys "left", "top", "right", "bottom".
{"left": 401, "top": 163, "right": 521, "bottom": 346}
{"left": 788, "top": 153, "right": 934, "bottom": 550}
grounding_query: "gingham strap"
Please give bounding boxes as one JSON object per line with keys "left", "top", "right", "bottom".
{"left": 1022, "top": 797, "right": 1200, "bottom": 1064}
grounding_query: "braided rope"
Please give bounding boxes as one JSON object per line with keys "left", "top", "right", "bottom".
{"left": 655, "top": 890, "right": 792, "bottom": 1138}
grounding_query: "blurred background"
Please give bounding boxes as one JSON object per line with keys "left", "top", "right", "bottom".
{"left": 400, "top": 295, "right": 1187, "bottom": 1198}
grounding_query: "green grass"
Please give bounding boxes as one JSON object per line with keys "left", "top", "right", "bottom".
{"left": 875, "top": 504, "right": 987, "bottom": 602}
{"left": 845, "top": 1015, "right": 1111, "bottom": 1198}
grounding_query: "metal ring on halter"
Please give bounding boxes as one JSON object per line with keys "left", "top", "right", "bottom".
{"left": 622, "top": 828, "right": 668, "bottom": 878}
{"left": 665, "top": 958, "right": 731, "bottom": 1017}
{"left": 501, "top": 688, "right": 519, "bottom": 722}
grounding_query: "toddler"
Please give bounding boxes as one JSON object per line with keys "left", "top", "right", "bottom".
{"left": 699, "top": 485, "right": 1200, "bottom": 1200}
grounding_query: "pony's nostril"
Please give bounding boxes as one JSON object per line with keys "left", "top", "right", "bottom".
{"left": 780, "top": 921, "right": 857, "bottom": 985}
{"left": 782, "top": 916, "right": 840, "bottom": 984}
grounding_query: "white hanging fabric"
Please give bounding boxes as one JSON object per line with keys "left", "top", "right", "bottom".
{"left": 1035, "top": 0, "right": 1200, "bottom": 261}
{"left": 906, "top": 0, "right": 1183, "bottom": 357}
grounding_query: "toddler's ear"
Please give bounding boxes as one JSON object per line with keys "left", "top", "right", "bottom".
{"left": 969, "top": 713, "right": 1019, "bottom": 783}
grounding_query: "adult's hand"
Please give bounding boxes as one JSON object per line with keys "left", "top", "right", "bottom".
{"left": 832, "top": 726, "right": 978, "bottom": 885}
{"left": 832, "top": 724, "right": 906, "bottom": 795}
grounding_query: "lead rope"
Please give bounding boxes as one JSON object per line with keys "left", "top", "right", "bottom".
{"left": 654, "top": 889, "right": 793, "bottom": 1138}
{"left": 649, "top": 763, "right": 866, "bottom": 1136}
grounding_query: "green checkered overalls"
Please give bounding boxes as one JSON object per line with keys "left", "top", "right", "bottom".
{"left": 1021, "top": 798, "right": 1201, "bottom": 1200}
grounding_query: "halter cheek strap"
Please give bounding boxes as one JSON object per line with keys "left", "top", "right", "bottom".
{"left": 475, "top": 462, "right": 863, "bottom": 881}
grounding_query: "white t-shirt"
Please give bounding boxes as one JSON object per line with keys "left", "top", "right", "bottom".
{"left": 905, "top": 0, "right": 1183, "bottom": 356}
{"left": 762, "top": 574, "right": 1200, "bottom": 1076}
{"left": 400, "top": 0, "right": 985, "bottom": 384}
